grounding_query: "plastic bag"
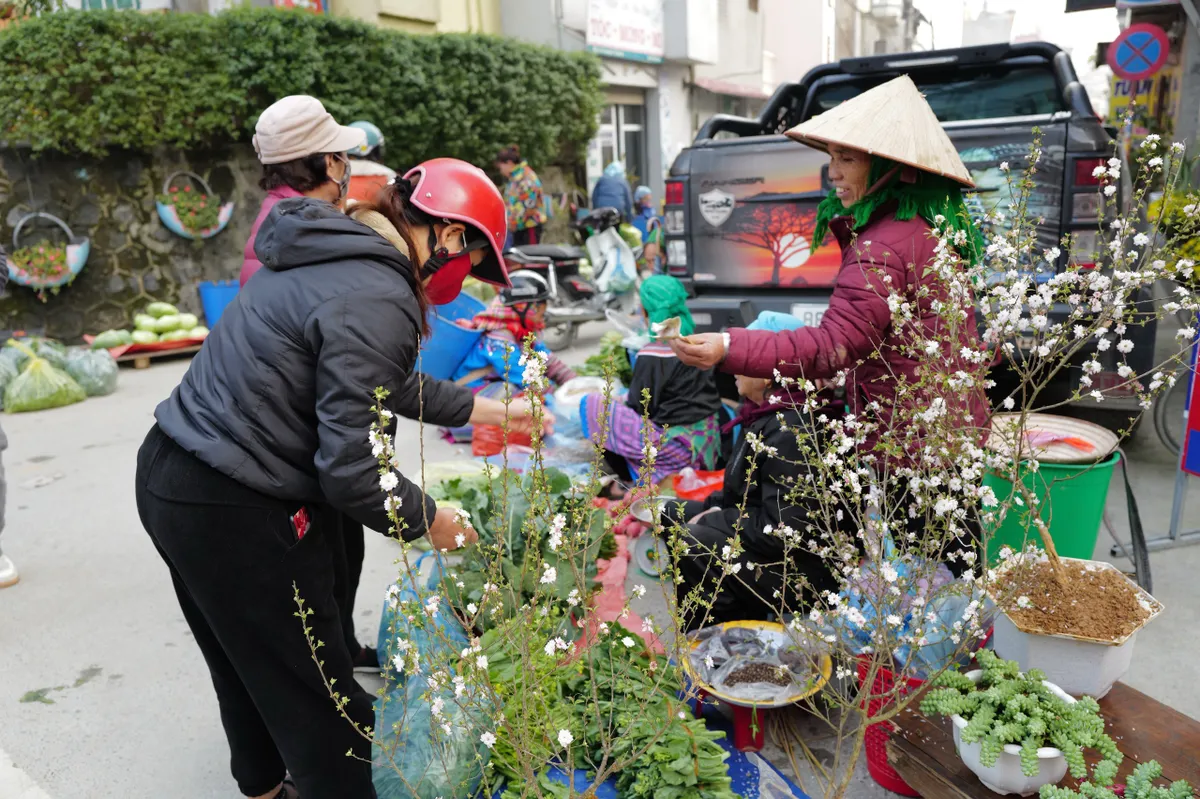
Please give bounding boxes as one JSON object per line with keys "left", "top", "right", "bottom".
{"left": 4, "top": 337, "right": 67, "bottom": 371}
{"left": 673, "top": 468, "right": 725, "bottom": 501}
{"left": 378, "top": 552, "right": 470, "bottom": 690}
{"left": 686, "top": 624, "right": 825, "bottom": 704}
{"left": 372, "top": 677, "right": 493, "bottom": 799}
{"left": 64, "top": 348, "right": 119, "bottom": 397}
{"left": 4, "top": 352, "right": 87, "bottom": 413}
{"left": 472, "top": 424, "right": 531, "bottom": 457}
{"left": 0, "top": 357, "right": 18, "bottom": 410}
{"left": 587, "top": 228, "right": 637, "bottom": 294}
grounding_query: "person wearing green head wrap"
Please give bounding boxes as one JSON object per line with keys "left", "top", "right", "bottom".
{"left": 580, "top": 274, "right": 723, "bottom": 491}
{"left": 640, "top": 274, "right": 695, "bottom": 337}
{"left": 669, "top": 76, "right": 989, "bottom": 576}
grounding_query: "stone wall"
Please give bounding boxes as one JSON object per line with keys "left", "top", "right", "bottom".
{"left": 0, "top": 145, "right": 264, "bottom": 341}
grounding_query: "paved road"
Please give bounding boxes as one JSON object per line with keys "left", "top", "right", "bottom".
{"left": 1, "top": 324, "right": 1197, "bottom": 798}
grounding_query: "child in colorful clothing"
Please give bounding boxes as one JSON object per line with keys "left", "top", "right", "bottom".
{"left": 583, "top": 275, "right": 723, "bottom": 489}
{"left": 452, "top": 270, "right": 576, "bottom": 393}
{"left": 496, "top": 145, "right": 548, "bottom": 247}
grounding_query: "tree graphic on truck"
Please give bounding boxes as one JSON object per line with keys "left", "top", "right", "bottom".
{"left": 721, "top": 200, "right": 825, "bottom": 286}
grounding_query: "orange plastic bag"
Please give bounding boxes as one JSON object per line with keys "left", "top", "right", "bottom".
{"left": 471, "top": 424, "right": 532, "bottom": 457}
{"left": 672, "top": 469, "right": 724, "bottom": 501}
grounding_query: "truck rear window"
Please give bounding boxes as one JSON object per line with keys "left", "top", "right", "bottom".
{"left": 809, "top": 66, "right": 1065, "bottom": 123}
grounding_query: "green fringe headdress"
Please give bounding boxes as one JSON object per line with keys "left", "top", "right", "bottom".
{"left": 813, "top": 156, "right": 984, "bottom": 262}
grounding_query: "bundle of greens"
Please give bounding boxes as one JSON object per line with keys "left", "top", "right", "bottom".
{"left": 479, "top": 618, "right": 737, "bottom": 799}
{"left": 428, "top": 467, "right": 617, "bottom": 632}
{"left": 920, "top": 649, "right": 1120, "bottom": 779}
{"left": 572, "top": 331, "right": 634, "bottom": 386}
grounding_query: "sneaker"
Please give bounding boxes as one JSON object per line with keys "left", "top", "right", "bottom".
{"left": 0, "top": 554, "right": 18, "bottom": 588}
{"left": 352, "top": 645, "right": 379, "bottom": 673}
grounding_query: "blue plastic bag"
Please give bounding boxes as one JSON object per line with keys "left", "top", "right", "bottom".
{"left": 378, "top": 552, "right": 470, "bottom": 690}
{"left": 373, "top": 677, "right": 494, "bottom": 799}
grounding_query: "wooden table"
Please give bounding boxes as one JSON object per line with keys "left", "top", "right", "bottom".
{"left": 886, "top": 682, "right": 1200, "bottom": 797}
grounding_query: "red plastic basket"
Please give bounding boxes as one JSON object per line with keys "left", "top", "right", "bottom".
{"left": 856, "top": 656, "right": 925, "bottom": 797}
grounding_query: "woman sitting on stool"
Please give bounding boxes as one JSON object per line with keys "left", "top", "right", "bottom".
{"left": 664, "top": 311, "right": 839, "bottom": 633}
{"left": 583, "top": 275, "right": 724, "bottom": 493}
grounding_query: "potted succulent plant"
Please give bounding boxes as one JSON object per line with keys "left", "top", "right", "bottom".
{"left": 156, "top": 171, "right": 234, "bottom": 240}
{"left": 1039, "top": 758, "right": 1193, "bottom": 799}
{"left": 920, "top": 649, "right": 1121, "bottom": 797}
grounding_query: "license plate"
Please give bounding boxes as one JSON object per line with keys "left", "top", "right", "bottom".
{"left": 789, "top": 302, "right": 828, "bottom": 327}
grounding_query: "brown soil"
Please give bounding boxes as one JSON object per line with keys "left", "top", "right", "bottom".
{"left": 1003, "top": 560, "right": 1152, "bottom": 641}
{"left": 726, "top": 662, "right": 794, "bottom": 687}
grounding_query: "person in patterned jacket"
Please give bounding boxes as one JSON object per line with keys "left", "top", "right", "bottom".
{"left": 496, "top": 144, "right": 548, "bottom": 247}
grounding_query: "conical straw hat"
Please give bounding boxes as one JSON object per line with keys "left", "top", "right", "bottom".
{"left": 785, "top": 75, "right": 974, "bottom": 188}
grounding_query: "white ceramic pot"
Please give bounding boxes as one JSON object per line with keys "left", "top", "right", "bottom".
{"left": 950, "top": 670, "right": 1073, "bottom": 797}
{"left": 992, "top": 558, "right": 1163, "bottom": 699}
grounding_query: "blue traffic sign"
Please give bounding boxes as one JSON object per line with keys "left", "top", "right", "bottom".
{"left": 1107, "top": 24, "right": 1170, "bottom": 81}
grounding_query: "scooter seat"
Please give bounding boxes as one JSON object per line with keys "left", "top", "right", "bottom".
{"left": 509, "top": 244, "right": 587, "bottom": 261}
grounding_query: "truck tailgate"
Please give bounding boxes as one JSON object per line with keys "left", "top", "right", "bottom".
{"left": 680, "top": 120, "right": 1067, "bottom": 291}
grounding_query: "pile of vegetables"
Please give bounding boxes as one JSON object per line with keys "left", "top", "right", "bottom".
{"left": 572, "top": 331, "right": 633, "bottom": 386}
{"left": 1, "top": 339, "right": 87, "bottom": 413}
{"left": 426, "top": 467, "right": 617, "bottom": 634}
{"left": 90, "top": 301, "right": 209, "bottom": 349}
{"left": 158, "top": 184, "right": 221, "bottom": 234}
{"left": 480, "top": 619, "right": 737, "bottom": 799}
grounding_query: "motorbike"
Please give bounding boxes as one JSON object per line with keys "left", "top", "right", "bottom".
{"left": 504, "top": 207, "right": 642, "bottom": 350}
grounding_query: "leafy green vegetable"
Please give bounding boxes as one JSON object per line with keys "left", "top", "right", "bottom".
{"left": 64, "top": 348, "right": 119, "bottom": 397}
{"left": 4, "top": 351, "right": 87, "bottom": 412}
{"left": 573, "top": 331, "right": 633, "bottom": 386}
{"left": 479, "top": 620, "right": 737, "bottom": 799}
{"left": 429, "top": 467, "right": 615, "bottom": 632}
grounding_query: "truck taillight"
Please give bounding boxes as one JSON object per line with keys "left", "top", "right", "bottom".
{"left": 665, "top": 180, "right": 684, "bottom": 206}
{"left": 1071, "top": 192, "right": 1102, "bottom": 223}
{"left": 1074, "top": 158, "right": 1106, "bottom": 187}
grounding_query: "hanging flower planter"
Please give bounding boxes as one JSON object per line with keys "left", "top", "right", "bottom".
{"left": 156, "top": 171, "right": 234, "bottom": 240}
{"left": 5, "top": 212, "right": 90, "bottom": 299}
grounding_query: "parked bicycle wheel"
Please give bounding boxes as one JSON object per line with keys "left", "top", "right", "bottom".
{"left": 1152, "top": 375, "right": 1188, "bottom": 459}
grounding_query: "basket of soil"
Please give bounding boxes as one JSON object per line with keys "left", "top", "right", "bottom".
{"left": 990, "top": 555, "right": 1163, "bottom": 698}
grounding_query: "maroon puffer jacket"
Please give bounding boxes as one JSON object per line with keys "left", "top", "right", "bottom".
{"left": 722, "top": 205, "right": 990, "bottom": 462}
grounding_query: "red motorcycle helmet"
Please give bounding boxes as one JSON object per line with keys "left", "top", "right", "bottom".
{"left": 403, "top": 158, "right": 510, "bottom": 287}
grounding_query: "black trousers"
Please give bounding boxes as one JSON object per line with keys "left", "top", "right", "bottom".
{"left": 323, "top": 507, "right": 366, "bottom": 656}
{"left": 135, "top": 425, "right": 376, "bottom": 799}
{"left": 674, "top": 521, "right": 838, "bottom": 633}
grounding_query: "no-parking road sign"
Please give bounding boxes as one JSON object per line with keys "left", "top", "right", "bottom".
{"left": 1107, "top": 24, "right": 1170, "bottom": 81}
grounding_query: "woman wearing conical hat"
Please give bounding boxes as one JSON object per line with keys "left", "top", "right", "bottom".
{"left": 670, "top": 76, "right": 991, "bottom": 552}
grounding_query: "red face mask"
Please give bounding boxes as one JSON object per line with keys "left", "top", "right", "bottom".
{"left": 422, "top": 251, "right": 474, "bottom": 305}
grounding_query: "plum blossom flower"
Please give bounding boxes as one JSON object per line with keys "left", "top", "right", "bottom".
{"left": 480, "top": 732, "right": 497, "bottom": 748}
{"left": 379, "top": 472, "right": 399, "bottom": 492}
{"left": 557, "top": 729, "right": 574, "bottom": 748}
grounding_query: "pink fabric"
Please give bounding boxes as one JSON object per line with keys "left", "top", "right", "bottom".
{"left": 576, "top": 534, "right": 665, "bottom": 655}
{"left": 722, "top": 209, "right": 990, "bottom": 462}
{"left": 238, "top": 186, "right": 304, "bottom": 288}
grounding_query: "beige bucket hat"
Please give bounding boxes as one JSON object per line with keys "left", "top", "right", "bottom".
{"left": 785, "top": 75, "right": 974, "bottom": 188}
{"left": 253, "top": 95, "right": 367, "bottom": 165}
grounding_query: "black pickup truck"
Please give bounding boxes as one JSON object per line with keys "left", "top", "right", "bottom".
{"left": 662, "top": 42, "right": 1152, "bottom": 424}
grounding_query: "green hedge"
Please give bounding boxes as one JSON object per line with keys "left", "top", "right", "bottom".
{"left": 0, "top": 8, "right": 603, "bottom": 169}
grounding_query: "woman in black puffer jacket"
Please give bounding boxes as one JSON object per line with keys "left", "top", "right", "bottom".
{"left": 135, "top": 151, "right": 510, "bottom": 799}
